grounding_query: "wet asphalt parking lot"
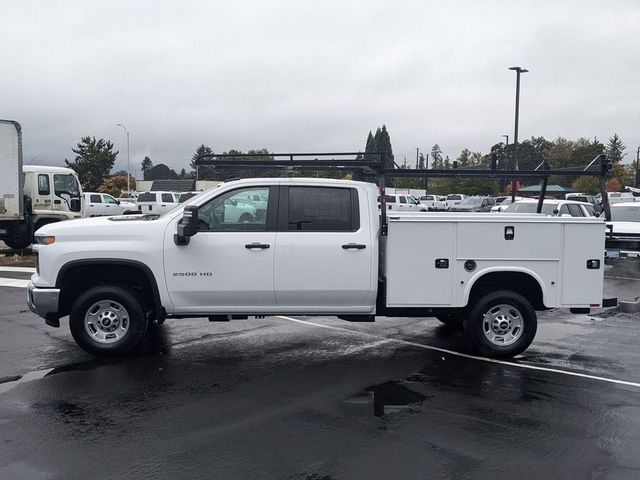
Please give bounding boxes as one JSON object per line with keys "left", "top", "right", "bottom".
{"left": 1, "top": 260, "right": 640, "bottom": 479}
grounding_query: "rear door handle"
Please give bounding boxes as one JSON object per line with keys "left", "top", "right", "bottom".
{"left": 245, "top": 243, "right": 270, "bottom": 250}
{"left": 342, "top": 243, "right": 366, "bottom": 250}
{"left": 54, "top": 200, "right": 61, "bottom": 204}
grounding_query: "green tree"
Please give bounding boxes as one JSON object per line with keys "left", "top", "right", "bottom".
{"left": 141, "top": 156, "right": 153, "bottom": 179}
{"left": 417, "top": 153, "right": 426, "bottom": 170}
{"left": 66, "top": 136, "right": 118, "bottom": 191}
{"left": 605, "top": 134, "right": 626, "bottom": 165}
{"left": 97, "top": 175, "right": 136, "bottom": 197}
{"left": 145, "top": 163, "right": 179, "bottom": 180}
{"left": 430, "top": 144, "right": 443, "bottom": 169}
{"left": 373, "top": 125, "right": 395, "bottom": 170}
{"left": 191, "top": 144, "right": 214, "bottom": 179}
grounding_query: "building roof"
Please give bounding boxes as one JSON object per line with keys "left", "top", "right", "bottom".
{"left": 150, "top": 180, "right": 196, "bottom": 192}
{"left": 518, "top": 184, "right": 576, "bottom": 193}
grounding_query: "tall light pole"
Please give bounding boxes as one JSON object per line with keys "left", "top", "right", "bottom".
{"left": 508, "top": 66, "right": 528, "bottom": 201}
{"left": 502, "top": 134, "right": 509, "bottom": 196}
{"left": 116, "top": 123, "right": 130, "bottom": 194}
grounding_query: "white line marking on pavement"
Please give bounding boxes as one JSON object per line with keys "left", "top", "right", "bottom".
{"left": 0, "top": 266, "right": 35, "bottom": 273}
{"left": 276, "top": 316, "right": 640, "bottom": 389}
{"left": 0, "top": 278, "right": 30, "bottom": 288}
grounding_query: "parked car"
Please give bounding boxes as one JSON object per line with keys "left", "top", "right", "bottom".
{"left": 491, "top": 196, "right": 524, "bottom": 213}
{"left": 84, "top": 192, "right": 137, "bottom": 217}
{"left": 378, "top": 194, "right": 427, "bottom": 212}
{"left": 135, "top": 191, "right": 180, "bottom": 215}
{"left": 444, "top": 194, "right": 466, "bottom": 210}
{"left": 503, "top": 199, "right": 596, "bottom": 217}
{"left": 608, "top": 191, "right": 637, "bottom": 205}
{"left": 565, "top": 193, "right": 603, "bottom": 215}
{"left": 418, "top": 194, "right": 446, "bottom": 211}
{"left": 450, "top": 196, "right": 496, "bottom": 212}
{"left": 604, "top": 202, "right": 640, "bottom": 261}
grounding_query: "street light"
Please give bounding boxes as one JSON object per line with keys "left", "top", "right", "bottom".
{"left": 508, "top": 66, "right": 528, "bottom": 201}
{"left": 501, "top": 134, "right": 509, "bottom": 195}
{"left": 116, "top": 123, "right": 130, "bottom": 194}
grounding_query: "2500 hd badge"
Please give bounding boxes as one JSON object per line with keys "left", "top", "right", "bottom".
{"left": 172, "top": 272, "right": 213, "bottom": 277}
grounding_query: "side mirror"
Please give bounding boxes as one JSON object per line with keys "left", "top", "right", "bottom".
{"left": 553, "top": 209, "right": 559, "bottom": 215}
{"left": 116, "top": 199, "right": 121, "bottom": 205}
{"left": 175, "top": 205, "right": 199, "bottom": 245}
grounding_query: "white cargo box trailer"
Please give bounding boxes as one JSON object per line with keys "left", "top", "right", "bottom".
{"left": 0, "top": 120, "right": 23, "bottom": 219}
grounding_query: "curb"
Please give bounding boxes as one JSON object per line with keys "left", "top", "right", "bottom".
{"left": 617, "top": 301, "right": 640, "bottom": 314}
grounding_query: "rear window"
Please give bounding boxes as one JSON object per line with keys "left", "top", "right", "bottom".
{"left": 288, "top": 186, "right": 358, "bottom": 231}
{"left": 137, "top": 193, "right": 156, "bottom": 202}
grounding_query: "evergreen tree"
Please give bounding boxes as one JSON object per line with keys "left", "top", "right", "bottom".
{"left": 141, "top": 156, "right": 153, "bottom": 179}
{"left": 418, "top": 153, "right": 426, "bottom": 170}
{"left": 605, "top": 134, "right": 626, "bottom": 164}
{"left": 191, "top": 144, "right": 214, "bottom": 179}
{"left": 66, "top": 136, "right": 118, "bottom": 191}
{"left": 373, "top": 125, "right": 395, "bottom": 170}
{"left": 430, "top": 144, "right": 443, "bottom": 169}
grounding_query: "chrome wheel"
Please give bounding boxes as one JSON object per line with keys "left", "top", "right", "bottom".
{"left": 84, "top": 300, "right": 130, "bottom": 344}
{"left": 482, "top": 304, "right": 523, "bottom": 346}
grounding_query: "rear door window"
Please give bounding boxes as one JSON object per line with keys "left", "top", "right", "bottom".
{"left": 285, "top": 186, "right": 359, "bottom": 231}
{"left": 399, "top": 196, "right": 407, "bottom": 204}
{"left": 90, "top": 194, "right": 102, "bottom": 203}
{"left": 161, "top": 193, "right": 174, "bottom": 203}
{"left": 567, "top": 204, "right": 584, "bottom": 217}
{"left": 137, "top": 193, "right": 156, "bottom": 202}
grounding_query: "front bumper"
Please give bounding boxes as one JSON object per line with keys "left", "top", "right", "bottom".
{"left": 27, "top": 281, "right": 60, "bottom": 324}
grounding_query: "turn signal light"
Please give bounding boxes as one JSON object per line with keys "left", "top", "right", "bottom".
{"left": 34, "top": 235, "right": 55, "bottom": 245}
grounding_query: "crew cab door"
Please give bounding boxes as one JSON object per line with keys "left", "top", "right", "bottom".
{"left": 274, "top": 185, "right": 373, "bottom": 308}
{"left": 86, "top": 194, "right": 103, "bottom": 216}
{"left": 164, "top": 186, "right": 278, "bottom": 313}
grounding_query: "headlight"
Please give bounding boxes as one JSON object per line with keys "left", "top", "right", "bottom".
{"left": 34, "top": 235, "right": 55, "bottom": 245}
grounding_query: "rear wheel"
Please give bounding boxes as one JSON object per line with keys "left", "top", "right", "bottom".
{"left": 70, "top": 286, "right": 148, "bottom": 356}
{"left": 463, "top": 290, "right": 537, "bottom": 358}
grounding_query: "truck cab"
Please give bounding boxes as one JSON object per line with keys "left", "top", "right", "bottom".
{"left": 0, "top": 120, "right": 83, "bottom": 249}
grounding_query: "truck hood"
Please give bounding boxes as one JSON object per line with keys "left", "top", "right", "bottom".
{"left": 606, "top": 221, "right": 640, "bottom": 235}
{"left": 36, "top": 214, "right": 168, "bottom": 237}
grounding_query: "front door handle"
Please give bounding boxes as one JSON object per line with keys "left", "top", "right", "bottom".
{"left": 245, "top": 243, "right": 270, "bottom": 250}
{"left": 342, "top": 243, "right": 366, "bottom": 250}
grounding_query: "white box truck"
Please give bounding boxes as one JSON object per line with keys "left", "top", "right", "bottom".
{"left": 0, "top": 120, "right": 83, "bottom": 249}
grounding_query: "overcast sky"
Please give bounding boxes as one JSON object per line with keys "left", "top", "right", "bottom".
{"left": 1, "top": 0, "right": 639, "bottom": 175}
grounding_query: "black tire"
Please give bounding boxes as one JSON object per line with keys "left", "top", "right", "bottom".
{"left": 435, "top": 313, "right": 463, "bottom": 330}
{"left": 4, "top": 238, "right": 31, "bottom": 250}
{"left": 69, "top": 285, "right": 148, "bottom": 356}
{"left": 463, "top": 290, "right": 537, "bottom": 359}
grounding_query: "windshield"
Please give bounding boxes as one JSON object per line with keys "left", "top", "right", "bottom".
{"left": 459, "top": 197, "right": 482, "bottom": 206}
{"left": 447, "top": 195, "right": 462, "bottom": 201}
{"left": 611, "top": 206, "right": 640, "bottom": 222}
{"left": 504, "top": 202, "right": 557, "bottom": 215}
{"left": 53, "top": 174, "right": 81, "bottom": 197}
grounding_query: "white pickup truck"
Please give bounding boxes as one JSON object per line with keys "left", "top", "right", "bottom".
{"left": 27, "top": 176, "right": 611, "bottom": 359}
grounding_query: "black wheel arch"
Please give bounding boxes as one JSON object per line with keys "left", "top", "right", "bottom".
{"left": 56, "top": 259, "right": 165, "bottom": 319}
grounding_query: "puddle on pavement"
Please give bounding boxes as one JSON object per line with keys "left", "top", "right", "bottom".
{"left": 0, "top": 368, "right": 54, "bottom": 395}
{"left": 345, "top": 380, "right": 426, "bottom": 417}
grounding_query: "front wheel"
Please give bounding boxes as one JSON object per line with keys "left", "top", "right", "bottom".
{"left": 463, "top": 290, "right": 537, "bottom": 358}
{"left": 4, "top": 238, "right": 31, "bottom": 250}
{"left": 69, "top": 286, "right": 148, "bottom": 356}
